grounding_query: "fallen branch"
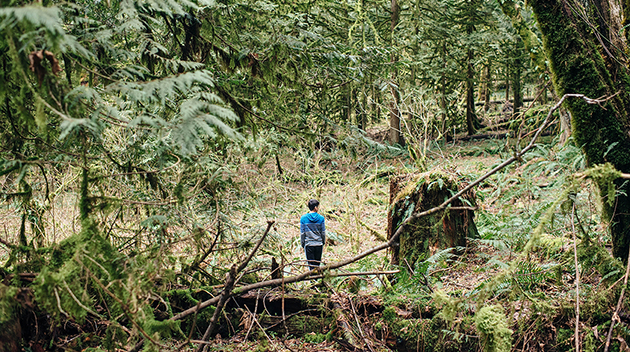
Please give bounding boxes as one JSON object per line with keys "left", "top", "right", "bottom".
{"left": 196, "top": 265, "right": 236, "bottom": 352}
{"left": 306, "top": 270, "right": 400, "bottom": 280}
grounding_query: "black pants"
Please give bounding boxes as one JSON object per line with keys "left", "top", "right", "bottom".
{"left": 305, "top": 245, "right": 323, "bottom": 270}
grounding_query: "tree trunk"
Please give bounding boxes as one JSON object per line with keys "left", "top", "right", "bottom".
{"left": 497, "top": 0, "right": 548, "bottom": 73}
{"left": 387, "top": 172, "right": 479, "bottom": 266}
{"left": 465, "top": 47, "right": 477, "bottom": 136}
{"left": 504, "top": 62, "right": 510, "bottom": 103}
{"left": 440, "top": 42, "right": 449, "bottom": 137}
{"left": 479, "top": 63, "right": 491, "bottom": 113}
{"left": 388, "top": 0, "right": 403, "bottom": 145}
{"left": 344, "top": 85, "right": 353, "bottom": 122}
{"left": 530, "top": 0, "right": 630, "bottom": 261}
{"left": 359, "top": 84, "right": 367, "bottom": 130}
{"left": 512, "top": 39, "right": 523, "bottom": 118}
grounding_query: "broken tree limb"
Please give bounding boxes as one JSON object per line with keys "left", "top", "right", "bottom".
{"left": 196, "top": 265, "right": 236, "bottom": 352}
{"left": 306, "top": 270, "right": 400, "bottom": 280}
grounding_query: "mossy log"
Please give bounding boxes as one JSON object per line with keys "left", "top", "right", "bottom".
{"left": 387, "top": 171, "right": 479, "bottom": 266}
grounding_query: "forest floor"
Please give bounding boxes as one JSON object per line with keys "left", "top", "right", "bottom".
{"left": 175, "top": 128, "right": 612, "bottom": 352}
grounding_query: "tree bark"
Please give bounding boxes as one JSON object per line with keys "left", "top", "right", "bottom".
{"left": 512, "top": 39, "right": 523, "bottom": 118}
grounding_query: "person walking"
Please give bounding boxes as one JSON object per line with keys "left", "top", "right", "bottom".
{"left": 300, "top": 199, "right": 326, "bottom": 271}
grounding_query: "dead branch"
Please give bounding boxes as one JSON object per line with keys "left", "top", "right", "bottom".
{"left": 571, "top": 203, "right": 580, "bottom": 352}
{"left": 603, "top": 237, "right": 630, "bottom": 352}
{"left": 196, "top": 266, "right": 236, "bottom": 352}
{"left": 0, "top": 236, "right": 16, "bottom": 250}
{"left": 306, "top": 270, "right": 400, "bottom": 280}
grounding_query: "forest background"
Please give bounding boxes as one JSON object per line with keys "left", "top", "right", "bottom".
{"left": 2, "top": 0, "right": 630, "bottom": 351}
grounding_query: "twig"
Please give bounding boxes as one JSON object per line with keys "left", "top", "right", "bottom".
{"left": 62, "top": 279, "right": 101, "bottom": 318}
{"left": 101, "top": 154, "right": 181, "bottom": 179}
{"left": 301, "top": 270, "right": 400, "bottom": 281}
{"left": 571, "top": 202, "right": 580, "bottom": 352}
{"left": 243, "top": 289, "right": 261, "bottom": 341}
{"left": 54, "top": 287, "right": 69, "bottom": 319}
{"left": 91, "top": 196, "right": 178, "bottom": 206}
{"left": 603, "top": 236, "right": 630, "bottom": 352}
{"left": 281, "top": 249, "right": 287, "bottom": 335}
{"left": 0, "top": 235, "right": 15, "bottom": 249}
{"left": 176, "top": 299, "right": 203, "bottom": 351}
{"left": 244, "top": 304, "right": 278, "bottom": 349}
{"left": 350, "top": 297, "right": 374, "bottom": 352}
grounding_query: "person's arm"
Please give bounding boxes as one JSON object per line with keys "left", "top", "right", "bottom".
{"left": 300, "top": 222, "right": 305, "bottom": 248}
{"left": 321, "top": 218, "right": 326, "bottom": 245}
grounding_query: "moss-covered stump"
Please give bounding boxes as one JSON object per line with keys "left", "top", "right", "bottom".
{"left": 387, "top": 171, "right": 479, "bottom": 266}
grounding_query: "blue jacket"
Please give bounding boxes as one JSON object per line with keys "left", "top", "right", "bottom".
{"left": 300, "top": 212, "right": 325, "bottom": 248}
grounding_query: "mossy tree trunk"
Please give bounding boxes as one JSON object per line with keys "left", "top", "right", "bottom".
{"left": 530, "top": 0, "right": 630, "bottom": 261}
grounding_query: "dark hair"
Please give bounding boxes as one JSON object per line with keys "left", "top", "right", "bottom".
{"left": 308, "top": 199, "right": 320, "bottom": 211}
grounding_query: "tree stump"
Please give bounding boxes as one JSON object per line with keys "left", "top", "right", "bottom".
{"left": 387, "top": 171, "right": 479, "bottom": 267}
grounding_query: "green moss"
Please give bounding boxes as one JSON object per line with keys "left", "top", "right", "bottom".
{"left": 577, "top": 242, "right": 623, "bottom": 283}
{"left": 303, "top": 332, "right": 328, "bottom": 344}
{"left": 474, "top": 305, "right": 512, "bottom": 352}
{"left": 389, "top": 171, "right": 478, "bottom": 267}
{"left": 555, "top": 328, "right": 573, "bottom": 352}
{"left": 0, "top": 284, "right": 18, "bottom": 324}
{"left": 286, "top": 315, "right": 325, "bottom": 334}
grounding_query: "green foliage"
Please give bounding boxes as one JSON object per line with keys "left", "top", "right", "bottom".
{"left": 434, "top": 290, "right": 466, "bottom": 323}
